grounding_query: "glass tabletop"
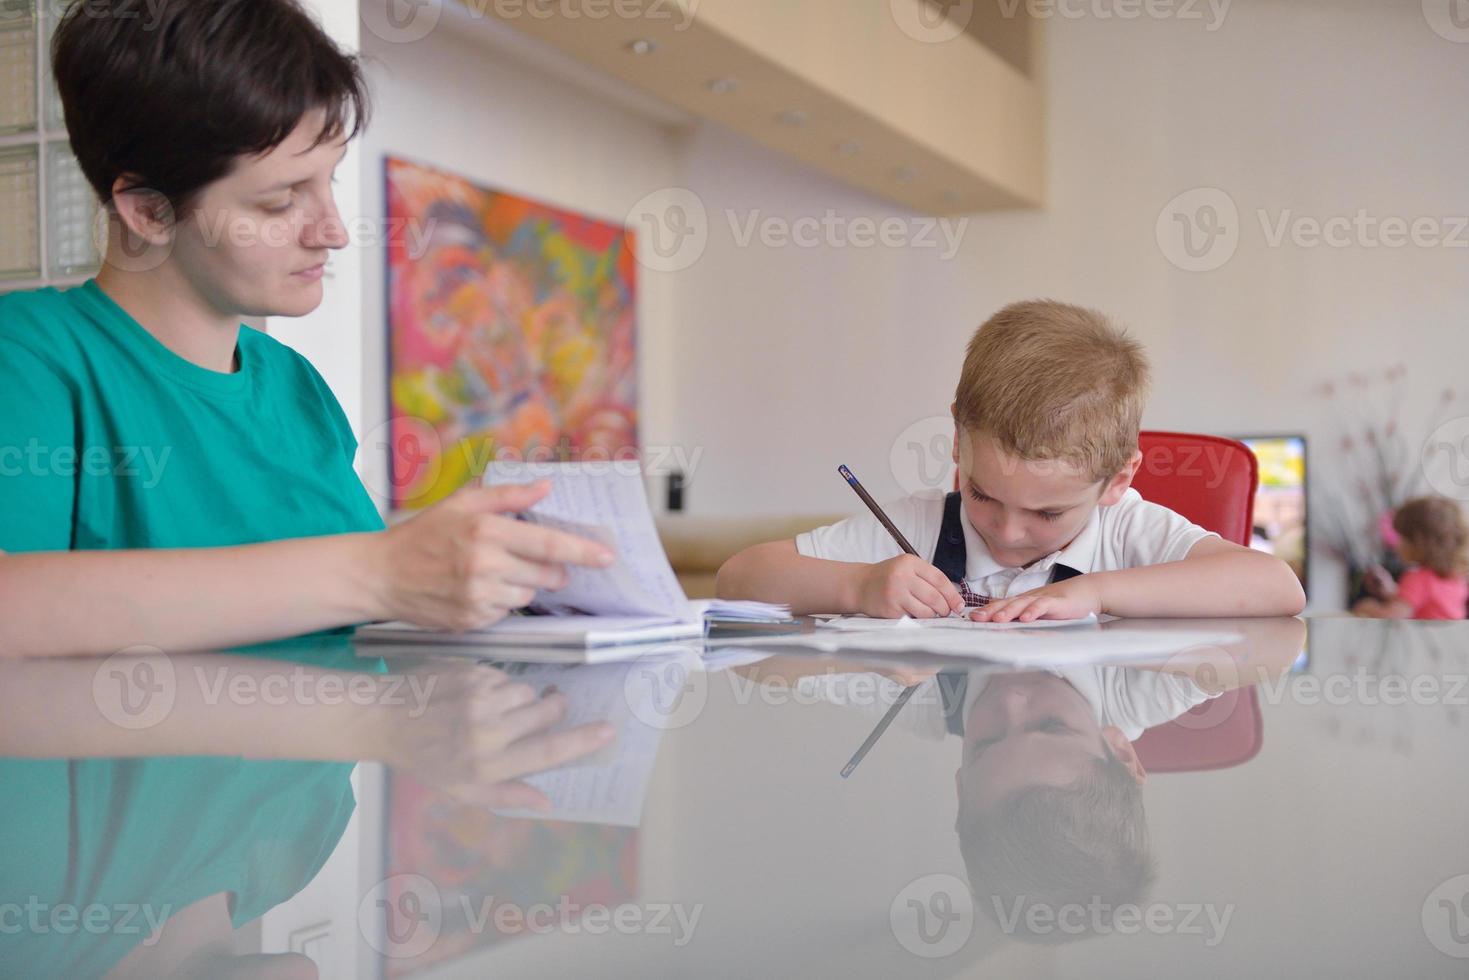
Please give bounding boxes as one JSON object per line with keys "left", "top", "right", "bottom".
{"left": 2, "top": 616, "right": 1466, "bottom": 978}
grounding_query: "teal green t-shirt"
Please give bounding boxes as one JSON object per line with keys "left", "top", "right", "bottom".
{"left": 0, "top": 278, "right": 384, "bottom": 553}
{"left": 0, "top": 281, "right": 387, "bottom": 977}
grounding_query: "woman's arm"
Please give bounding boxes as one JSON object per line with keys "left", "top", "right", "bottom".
{"left": 0, "top": 653, "right": 615, "bottom": 811}
{"left": 0, "top": 481, "right": 616, "bottom": 659}
{"left": 0, "top": 533, "right": 379, "bottom": 658}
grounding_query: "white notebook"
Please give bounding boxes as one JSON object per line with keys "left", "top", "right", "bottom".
{"left": 354, "top": 461, "right": 789, "bottom": 651}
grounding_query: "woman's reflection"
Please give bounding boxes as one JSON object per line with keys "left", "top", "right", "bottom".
{"left": 0, "top": 641, "right": 614, "bottom": 979}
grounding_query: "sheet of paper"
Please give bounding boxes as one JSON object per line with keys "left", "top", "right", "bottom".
{"left": 723, "top": 624, "right": 1242, "bottom": 669}
{"left": 821, "top": 613, "right": 1100, "bottom": 632}
{"left": 486, "top": 648, "right": 698, "bottom": 826}
{"left": 486, "top": 461, "right": 693, "bottom": 621}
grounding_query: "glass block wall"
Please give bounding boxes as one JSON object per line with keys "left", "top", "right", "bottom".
{"left": 0, "top": 0, "right": 100, "bottom": 292}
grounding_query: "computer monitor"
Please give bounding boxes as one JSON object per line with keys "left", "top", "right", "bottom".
{"left": 1237, "top": 435, "right": 1309, "bottom": 596}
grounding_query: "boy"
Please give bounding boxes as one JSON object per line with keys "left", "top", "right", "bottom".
{"left": 717, "top": 300, "right": 1306, "bottom": 621}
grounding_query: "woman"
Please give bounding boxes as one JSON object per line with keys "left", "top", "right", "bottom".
{"left": 0, "top": 3, "right": 618, "bottom": 974}
{"left": 0, "top": 0, "right": 615, "bottom": 659}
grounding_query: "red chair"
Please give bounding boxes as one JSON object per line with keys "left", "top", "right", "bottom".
{"left": 1128, "top": 432, "right": 1264, "bottom": 773}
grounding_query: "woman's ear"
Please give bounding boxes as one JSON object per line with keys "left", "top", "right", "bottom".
{"left": 108, "top": 176, "right": 177, "bottom": 247}
{"left": 1097, "top": 450, "right": 1143, "bottom": 507}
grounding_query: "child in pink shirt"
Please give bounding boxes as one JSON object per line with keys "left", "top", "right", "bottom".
{"left": 1354, "top": 496, "right": 1469, "bottom": 620}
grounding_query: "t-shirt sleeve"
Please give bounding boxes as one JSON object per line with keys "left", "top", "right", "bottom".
{"left": 1109, "top": 490, "right": 1220, "bottom": 567}
{"left": 0, "top": 338, "right": 76, "bottom": 553}
{"left": 794, "top": 494, "right": 935, "bottom": 564}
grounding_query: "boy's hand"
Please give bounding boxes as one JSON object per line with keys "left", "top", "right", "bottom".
{"left": 855, "top": 554, "right": 965, "bottom": 619}
{"left": 969, "top": 575, "right": 1102, "bottom": 623}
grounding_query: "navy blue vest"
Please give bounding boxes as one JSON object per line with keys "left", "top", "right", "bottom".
{"left": 934, "top": 491, "right": 1082, "bottom": 736}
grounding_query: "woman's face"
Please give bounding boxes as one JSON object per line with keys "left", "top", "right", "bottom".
{"left": 170, "top": 108, "right": 350, "bottom": 319}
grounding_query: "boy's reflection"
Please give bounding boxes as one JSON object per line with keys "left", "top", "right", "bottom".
{"left": 737, "top": 617, "right": 1304, "bottom": 946}
{"left": 951, "top": 669, "right": 1154, "bottom": 942}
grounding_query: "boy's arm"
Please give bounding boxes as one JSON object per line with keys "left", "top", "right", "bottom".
{"left": 974, "top": 537, "right": 1307, "bottom": 622}
{"left": 716, "top": 539, "right": 966, "bottom": 618}
{"left": 715, "top": 539, "right": 865, "bottom": 615}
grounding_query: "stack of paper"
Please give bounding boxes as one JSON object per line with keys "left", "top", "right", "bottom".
{"left": 355, "top": 461, "right": 789, "bottom": 654}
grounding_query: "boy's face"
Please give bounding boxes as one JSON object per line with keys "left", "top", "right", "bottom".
{"left": 951, "top": 422, "right": 1139, "bottom": 569}
{"left": 953, "top": 672, "right": 1144, "bottom": 813}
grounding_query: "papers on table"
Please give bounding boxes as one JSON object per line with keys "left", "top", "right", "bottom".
{"left": 354, "top": 461, "right": 788, "bottom": 651}
{"left": 725, "top": 620, "right": 1242, "bottom": 669}
{"left": 820, "top": 613, "right": 1102, "bottom": 631}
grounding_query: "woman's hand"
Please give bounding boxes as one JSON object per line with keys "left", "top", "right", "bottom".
{"left": 370, "top": 481, "right": 615, "bottom": 631}
{"left": 376, "top": 662, "right": 615, "bottom": 811}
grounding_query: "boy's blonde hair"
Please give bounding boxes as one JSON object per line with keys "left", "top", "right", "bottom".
{"left": 954, "top": 300, "right": 1150, "bottom": 484}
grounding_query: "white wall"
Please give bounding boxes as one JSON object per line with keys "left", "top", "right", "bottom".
{"left": 660, "top": 0, "right": 1469, "bottom": 612}
{"left": 356, "top": 0, "right": 1469, "bottom": 606}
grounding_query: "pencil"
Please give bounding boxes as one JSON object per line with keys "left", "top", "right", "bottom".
{"left": 838, "top": 464, "right": 919, "bottom": 556}
{"left": 840, "top": 685, "right": 917, "bottom": 778}
{"left": 834, "top": 464, "right": 934, "bottom": 776}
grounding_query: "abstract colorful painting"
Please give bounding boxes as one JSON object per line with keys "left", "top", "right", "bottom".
{"left": 385, "top": 157, "right": 638, "bottom": 509}
{"left": 384, "top": 772, "right": 638, "bottom": 977}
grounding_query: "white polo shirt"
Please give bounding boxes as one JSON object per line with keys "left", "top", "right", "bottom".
{"left": 795, "top": 666, "right": 1218, "bottom": 742}
{"left": 794, "top": 487, "right": 1218, "bottom": 600}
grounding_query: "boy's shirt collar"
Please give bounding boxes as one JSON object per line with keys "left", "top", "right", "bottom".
{"left": 959, "top": 492, "right": 1106, "bottom": 582}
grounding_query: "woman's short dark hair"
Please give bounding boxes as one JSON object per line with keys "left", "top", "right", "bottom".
{"left": 52, "top": 0, "right": 371, "bottom": 214}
